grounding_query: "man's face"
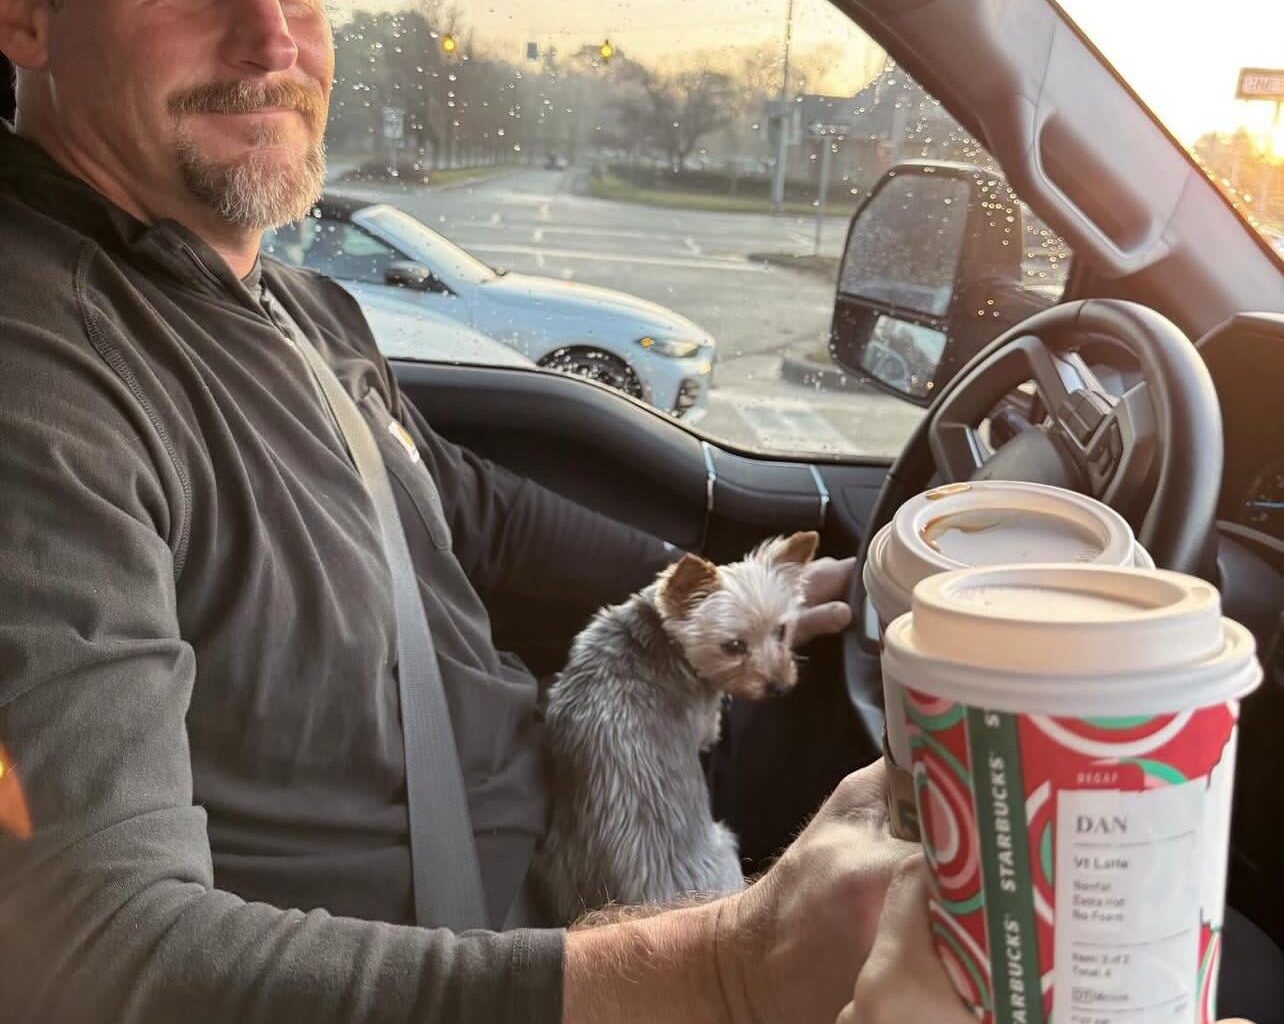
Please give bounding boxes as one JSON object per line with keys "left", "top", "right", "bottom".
{"left": 38, "top": 0, "right": 334, "bottom": 230}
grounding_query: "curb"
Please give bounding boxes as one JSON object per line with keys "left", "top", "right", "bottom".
{"left": 333, "top": 166, "right": 522, "bottom": 192}
{"left": 779, "top": 350, "right": 878, "bottom": 394}
{"left": 428, "top": 167, "right": 524, "bottom": 192}
{"left": 747, "top": 252, "right": 840, "bottom": 282}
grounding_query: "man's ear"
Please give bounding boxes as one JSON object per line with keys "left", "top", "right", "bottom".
{"left": 761, "top": 531, "right": 820, "bottom": 567}
{"left": 0, "top": 0, "right": 54, "bottom": 73}
{"left": 657, "top": 554, "right": 720, "bottom": 620}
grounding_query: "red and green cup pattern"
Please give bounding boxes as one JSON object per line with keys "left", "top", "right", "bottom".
{"left": 904, "top": 688, "right": 1238, "bottom": 1024}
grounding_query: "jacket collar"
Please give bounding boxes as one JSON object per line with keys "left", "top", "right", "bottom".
{"left": 0, "top": 122, "right": 258, "bottom": 303}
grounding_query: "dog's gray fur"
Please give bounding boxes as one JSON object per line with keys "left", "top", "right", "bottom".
{"left": 533, "top": 582, "right": 742, "bottom": 924}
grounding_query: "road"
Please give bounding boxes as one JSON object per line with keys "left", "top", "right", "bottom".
{"left": 334, "top": 167, "right": 927, "bottom": 457}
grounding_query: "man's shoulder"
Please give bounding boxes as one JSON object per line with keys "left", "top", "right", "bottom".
{"left": 0, "top": 193, "right": 95, "bottom": 320}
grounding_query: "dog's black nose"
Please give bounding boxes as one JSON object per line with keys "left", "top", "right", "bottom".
{"left": 766, "top": 681, "right": 790, "bottom": 698}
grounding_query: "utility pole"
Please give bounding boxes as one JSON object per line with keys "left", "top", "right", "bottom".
{"left": 769, "top": 0, "right": 795, "bottom": 213}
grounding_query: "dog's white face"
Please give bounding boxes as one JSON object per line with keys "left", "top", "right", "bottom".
{"left": 657, "top": 532, "right": 819, "bottom": 700}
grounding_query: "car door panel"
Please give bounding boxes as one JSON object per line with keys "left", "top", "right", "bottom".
{"left": 391, "top": 361, "right": 892, "bottom": 561}
{"left": 392, "top": 359, "right": 892, "bottom": 757}
{"left": 392, "top": 361, "right": 709, "bottom": 550}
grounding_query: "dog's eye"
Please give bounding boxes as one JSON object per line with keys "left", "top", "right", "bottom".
{"left": 720, "top": 639, "right": 747, "bottom": 656}
{"left": 775, "top": 624, "right": 787, "bottom": 642}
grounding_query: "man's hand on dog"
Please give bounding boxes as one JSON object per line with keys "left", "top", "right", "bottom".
{"left": 714, "top": 758, "right": 919, "bottom": 1024}
{"left": 794, "top": 555, "right": 857, "bottom": 646}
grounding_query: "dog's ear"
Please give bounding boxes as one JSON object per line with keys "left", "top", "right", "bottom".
{"left": 657, "top": 554, "right": 720, "bottom": 619}
{"left": 761, "top": 531, "right": 820, "bottom": 567}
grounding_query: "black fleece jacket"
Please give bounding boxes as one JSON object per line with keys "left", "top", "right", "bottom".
{"left": 0, "top": 125, "right": 674, "bottom": 1023}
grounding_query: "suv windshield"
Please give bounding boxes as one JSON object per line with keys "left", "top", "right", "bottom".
{"left": 313, "top": 0, "right": 1073, "bottom": 457}
{"left": 1056, "top": 0, "right": 1284, "bottom": 263}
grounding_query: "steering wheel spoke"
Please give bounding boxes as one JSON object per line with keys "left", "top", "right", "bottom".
{"left": 1077, "top": 381, "right": 1158, "bottom": 508}
{"left": 932, "top": 422, "right": 989, "bottom": 481}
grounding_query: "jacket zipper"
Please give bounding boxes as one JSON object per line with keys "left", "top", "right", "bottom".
{"left": 182, "top": 243, "right": 356, "bottom": 467}
{"left": 257, "top": 285, "right": 355, "bottom": 466}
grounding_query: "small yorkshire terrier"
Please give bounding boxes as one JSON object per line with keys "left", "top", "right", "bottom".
{"left": 533, "top": 531, "right": 819, "bottom": 923}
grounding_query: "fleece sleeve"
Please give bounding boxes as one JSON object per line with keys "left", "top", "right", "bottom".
{"left": 0, "top": 294, "right": 564, "bottom": 1024}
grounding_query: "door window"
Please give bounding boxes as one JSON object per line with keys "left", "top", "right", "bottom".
{"left": 1056, "top": 0, "right": 1283, "bottom": 267}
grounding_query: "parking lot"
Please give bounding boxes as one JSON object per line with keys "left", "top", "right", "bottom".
{"left": 332, "top": 166, "right": 928, "bottom": 458}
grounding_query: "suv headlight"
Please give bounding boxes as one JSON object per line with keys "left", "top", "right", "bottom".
{"left": 636, "top": 336, "right": 702, "bottom": 359}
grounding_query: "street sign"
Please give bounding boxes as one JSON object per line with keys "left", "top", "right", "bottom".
{"left": 764, "top": 100, "right": 803, "bottom": 144}
{"left": 382, "top": 106, "right": 405, "bottom": 142}
{"left": 808, "top": 121, "right": 851, "bottom": 138}
{"left": 1236, "top": 68, "right": 1284, "bottom": 102}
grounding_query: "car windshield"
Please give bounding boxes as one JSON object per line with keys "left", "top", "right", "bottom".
{"left": 1056, "top": 0, "right": 1284, "bottom": 264}
{"left": 360, "top": 205, "right": 499, "bottom": 285}
{"left": 317, "top": 0, "right": 1074, "bottom": 457}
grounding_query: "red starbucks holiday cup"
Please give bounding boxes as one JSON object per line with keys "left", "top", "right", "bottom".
{"left": 881, "top": 564, "right": 1261, "bottom": 1024}
{"left": 863, "top": 481, "right": 1150, "bottom": 840}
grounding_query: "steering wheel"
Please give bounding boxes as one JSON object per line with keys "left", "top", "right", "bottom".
{"left": 849, "top": 298, "right": 1224, "bottom": 648}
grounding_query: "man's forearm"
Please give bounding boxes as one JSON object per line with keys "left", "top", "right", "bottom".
{"left": 563, "top": 900, "right": 733, "bottom": 1024}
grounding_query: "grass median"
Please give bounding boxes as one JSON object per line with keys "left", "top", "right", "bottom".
{"left": 339, "top": 163, "right": 514, "bottom": 190}
{"left": 588, "top": 172, "right": 859, "bottom": 217}
{"left": 426, "top": 166, "right": 515, "bottom": 189}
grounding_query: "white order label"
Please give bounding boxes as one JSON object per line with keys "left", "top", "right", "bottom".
{"left": 1054, "top": 782, "right": 1204, "bottom": 1024}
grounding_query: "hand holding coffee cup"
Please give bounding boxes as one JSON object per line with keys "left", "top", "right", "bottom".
{"left": 881, "top": 564, "right": 1260, "bottom": 1024}
{"left": 838, "top": 856, "right": 1258, "bottom": 1024}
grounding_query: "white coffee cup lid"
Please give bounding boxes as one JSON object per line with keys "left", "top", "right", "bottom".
{"left": 882, "top": 564, "right": 1261, "bottom": 716}
{"left": 864, "top": 481, "right": 1140, "bottom": 624}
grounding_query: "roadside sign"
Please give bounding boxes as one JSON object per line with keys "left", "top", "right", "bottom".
{"left": 764, "top": 101, "right": 803, "bottom": 146}
{"left": 1236, "top": 68, "right": 1284, "bottom": 102}
{"left": 381, "top": 106, "right": 405, "bottom": 142}
{"left": 809, "top": 121, "right": 851, "bottom": 138}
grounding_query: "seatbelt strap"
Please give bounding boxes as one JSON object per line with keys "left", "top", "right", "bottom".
{"left": 285, "top": 322, "right": 489, "bottom": 932}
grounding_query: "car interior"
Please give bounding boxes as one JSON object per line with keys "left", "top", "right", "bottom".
{"left": 3, "top": 0, "right": 1282, "bottom": 1014}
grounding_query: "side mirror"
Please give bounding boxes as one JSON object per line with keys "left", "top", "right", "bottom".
{"left": 384, "top": 259, "right": 437, "bottom": 291}
{"left": 828, "top": 161, "right": 1033, "bottom": 406}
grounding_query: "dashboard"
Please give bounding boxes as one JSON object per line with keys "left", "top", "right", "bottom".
{"left": 1198, "top": 312, "right": 1284, "bottom": 546}
{"left": 1242, "top": 462, "right": 1284, "bottom": 539}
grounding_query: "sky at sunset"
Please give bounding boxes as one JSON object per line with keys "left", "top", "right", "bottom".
{"left": 330, "top": 0, "right": 1284, "bottom": 149}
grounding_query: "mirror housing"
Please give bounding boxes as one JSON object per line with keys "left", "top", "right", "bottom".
{"left": 384, "top": 259, "right": 437, "bottom": 291}
{"left": 829, "top": 161, "right": 1046, "bottom": 406}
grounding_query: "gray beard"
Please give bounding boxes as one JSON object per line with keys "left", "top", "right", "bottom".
{"left": 173, "top": 125, "right": 326, "bottom": 231}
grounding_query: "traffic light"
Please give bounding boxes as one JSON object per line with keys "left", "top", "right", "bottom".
{"left": 598, "top": 38, "right": 614, "bottom": 62}
{"left": 440, "top": 33, "right": 458, "bottom": 56}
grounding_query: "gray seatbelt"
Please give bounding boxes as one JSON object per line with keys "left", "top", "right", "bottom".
{"left": 284, "top": 321, "right": 489, "bottom": 932}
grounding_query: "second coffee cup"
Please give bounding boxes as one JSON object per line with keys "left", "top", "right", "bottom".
{"left": 881, "top": 564, "right": 1260, "bottom": 1024}
{"left": 863, "top": 481, "right": 1153, "bottom": 839}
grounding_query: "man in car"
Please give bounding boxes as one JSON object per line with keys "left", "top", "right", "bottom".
{"left": 0, "top": 2, "right": 938, "bottom": 1022}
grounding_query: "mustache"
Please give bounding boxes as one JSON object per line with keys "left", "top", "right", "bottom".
{"left": 168, "top": 79, "right": 324, "bottom": 123}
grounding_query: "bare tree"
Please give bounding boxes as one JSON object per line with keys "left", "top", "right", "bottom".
{"left": 609, "top": 58, "right": 737, "bottom": 171}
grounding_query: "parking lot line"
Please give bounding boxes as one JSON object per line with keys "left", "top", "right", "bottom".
{"left": 467, "top": 243, "right": 767, "bottom": 272}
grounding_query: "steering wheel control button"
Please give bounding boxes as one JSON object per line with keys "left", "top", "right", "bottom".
{"left": 1063, "top": 390, "right": 1107, "bottom": 444}
{"left": 1083, "top": 421, "right": 1126, "bottom": 494}
{"left": 1106, "top": 421, "right": 1124, "bottom": 461}
{"left": 882, "top": 564, "right": 1262, "bottom": 1024}
{"left": 862, "top": 481, "right": 1151, "bottom": 825}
